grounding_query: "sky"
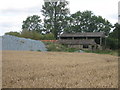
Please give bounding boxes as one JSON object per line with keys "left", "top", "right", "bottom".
{"left": 0, "top": 0, "right": 119, "bottom": 36}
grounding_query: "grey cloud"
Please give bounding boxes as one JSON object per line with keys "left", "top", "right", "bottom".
{"left": 0, "top": 6, "right": 42, "bottom": 15}
{"left": 0, "top": 22, "right": 22, "bottom": 35}
{"left": 0, "top": 22, "right": 19, "bottom": 28}
{"left": 0, "top": 22, "right": 14, "bottom": 28}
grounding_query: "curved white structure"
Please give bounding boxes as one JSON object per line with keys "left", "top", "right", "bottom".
{"left": 1, "top": 35, "right": 47, "bottom": 51}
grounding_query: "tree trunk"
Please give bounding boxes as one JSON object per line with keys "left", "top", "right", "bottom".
{"left": 54, "top": 2, "right": 58, "bottom": 39}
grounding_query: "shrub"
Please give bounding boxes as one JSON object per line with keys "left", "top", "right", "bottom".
{"left": 5, "top": 31, "right": 21, "bottom": 37}
{"left": 43, "top": 42, "right": 79, "bottom": 52}
{"left": 43, "top": 33, "right": 55, "bottom": 40}
{"left": 31, "top": 31, "right": 42, "bottom": 40}
{"left": 20, "top": 30, "right": 56, "bottom": 40}
{"left": 21, "top": 30, "right": 33, "bottom": 39}
{"left": 45, "top": 42, "right": 65, "bottom": 51}
{"left": 21, "top": 30, "right": 43, "bottom": 40}
{"left": 37, "top": 50, "right": 41, "bottom": 52}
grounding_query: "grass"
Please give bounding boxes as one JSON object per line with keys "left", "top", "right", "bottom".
{"left": 83, "top": 50, "right": 118, "bottom": 56}
{"left": 43, "top": 41, "right": 118, "bottom": 56}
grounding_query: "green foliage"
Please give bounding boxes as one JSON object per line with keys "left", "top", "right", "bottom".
{"left": 44, "top": 42, "right": 66, "bottom": 51}
{"left": 21, "top": 30, "right": 39, "bottom": 39}
{"left": 44, "top": 42, "right": 78, "bottom": 52}
{"left": 106, "top": 38, "right": 118, "bottom": 50}
{"left": 22, "top": 15, "right": 43, "bottom": 33}
{"left": 43, "top": 33, "right": 55, "bottom": 40}
{"left": 5, "top": 31, "right": 21, "bottom": 37}
{"left": 109, "top": 23, "right": 119, "bottom": 39}
{"left": 65, "top": 48, "right": 78, "bottom": 52}
{"left": 21, "top": 30, "right": 56, "bottom": 40}
{"left": 41, "top": 0, "right": 70, "bottom": 39}
{"left": 37, "top": 50, "right": 41, "bottom": 52}
{"left": 83, "top": 50, "right": 118, "bottom": 56}
{"left": 64, "top": 10, "right": 112, "bottom": 35}
{"left": 106, "top": 23, "right": 119, "bottom": 50}
{"left": 7, "top": 1, "right": 113, "bottom": 45}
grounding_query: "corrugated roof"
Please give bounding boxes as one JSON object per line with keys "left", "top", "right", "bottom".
{"left": 60, "top": 32, "right": 105, "bottom": 37}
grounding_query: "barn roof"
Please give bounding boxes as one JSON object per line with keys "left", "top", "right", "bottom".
{"left": 59, "top": 39, "right": 96, "bottom": 45}
{"left": 60, "top": 32, "right": 105, "bottom": 37}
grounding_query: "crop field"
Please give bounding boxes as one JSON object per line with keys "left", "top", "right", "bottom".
{"left": 2, "top": 51, "right": 118, "bottom": 88}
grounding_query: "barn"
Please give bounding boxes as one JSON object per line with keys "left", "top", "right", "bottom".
{"left": 58, "top": 32, "right": 106, "bottom": 50}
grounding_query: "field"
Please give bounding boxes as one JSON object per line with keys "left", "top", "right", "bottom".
{"left": 2, "top": 51, "right": 118, "bottom": 88}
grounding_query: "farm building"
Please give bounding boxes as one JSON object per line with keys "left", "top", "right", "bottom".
{"left": 58, "top": 32, "right": 106, "bottom": 50}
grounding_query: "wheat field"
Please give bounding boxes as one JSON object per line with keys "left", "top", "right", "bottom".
{"left": 2, "top": 51, "right": 118, "bottom": 88}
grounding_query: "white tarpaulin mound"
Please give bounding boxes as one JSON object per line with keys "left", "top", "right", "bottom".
{"left": 1, "top": 35, "right": 47, "bottom": 51}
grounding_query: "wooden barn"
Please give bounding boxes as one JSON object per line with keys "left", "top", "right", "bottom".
{"left": 58, "top": 32, "right": 106, "bottom": 50}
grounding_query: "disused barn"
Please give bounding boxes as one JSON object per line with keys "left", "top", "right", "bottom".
{"left": 58, "top": 32, "right": 106, "bottom": 50}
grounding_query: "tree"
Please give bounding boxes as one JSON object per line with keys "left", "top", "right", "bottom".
{"left": 106, "top": 23, "right": 119, "bottom": 50}
{"left": 41, "top": 0, "right": 70, "bottom": 39}
{"left": 64, "top": 10, "right": 112, "bottom": 35}
{"left": 109, "top": 23, "right": 119, "bottom": 39}
{"left": 22, "top": 15, "right": 43, "bottom": 33}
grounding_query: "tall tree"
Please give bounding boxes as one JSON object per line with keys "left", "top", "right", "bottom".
{"left": 64, "top": 10, "right": 112, "bottom": 35}
{"left": 41, "top": 0, "right": 70, "bottom": 39}
{"left": 22, "top": 15, "right": 43, "bottom": 33}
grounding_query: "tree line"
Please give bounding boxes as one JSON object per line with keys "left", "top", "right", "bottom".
{"left": 5, "top": 0, "right": 119, "bottom": 50}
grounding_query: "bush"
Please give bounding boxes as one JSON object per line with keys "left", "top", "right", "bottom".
{"left": 42, "top": 33, "right": 55, "bottom": 40}
{"left": 5, "top": 31, "right": 21, "bottom": 37}
{"left": 5, "top": 30, "right": 56, "bottom": 40}
{"left": 21, "top": 30, "right": 34, "bottom": 39}
{"left": 21, "top": 30, "right": 44, "bottom": 40}
{"left": 21, "top": 30, "right": 56, "bottom": 40}
{"left": 43, "top": 42, "right": 79, "bottom": 52}
{"left": 44, "top": 42, "right": 65, "bottom": 51}
{"left": 31, "top": 31, "right": 42, "bottom": 40}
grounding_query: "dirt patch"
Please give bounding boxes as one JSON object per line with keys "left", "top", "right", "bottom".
{"left": 2, "top": 51, "right": 118, "bottom": 88}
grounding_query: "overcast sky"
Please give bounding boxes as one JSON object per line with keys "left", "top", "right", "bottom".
{"left": 0, "top": 0, "right": 119, "bottom": 36}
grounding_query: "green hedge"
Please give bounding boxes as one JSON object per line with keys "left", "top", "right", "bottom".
{"left": 5, "top": 31, "right": 56, "bottom": 40}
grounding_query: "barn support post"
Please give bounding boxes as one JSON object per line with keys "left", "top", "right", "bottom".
{"left": 105, "top": 37, "right": 106, "bottom": 49}
{"left": 59, "top": 37, "right": 61, "bottom": 40}
{"left": 100, "top": 37, "right": 101, "bottom": 46}
{"left": 100, "top": 37, "right": 102, "bottom": 50}
{"left": 72, "top": 37, "right": 74, "bottom": 40}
